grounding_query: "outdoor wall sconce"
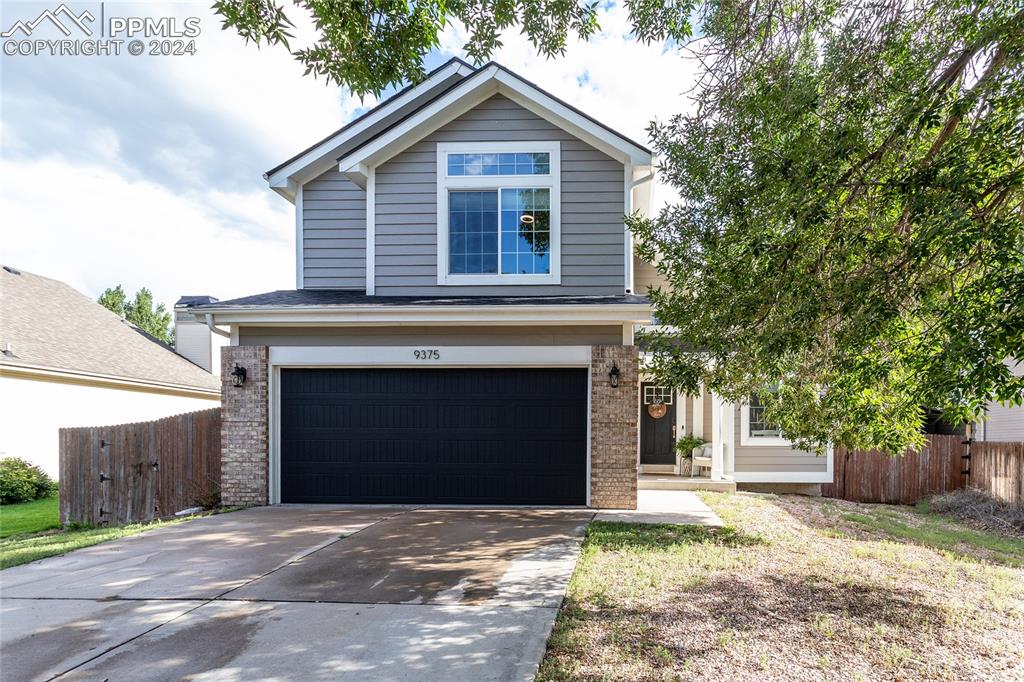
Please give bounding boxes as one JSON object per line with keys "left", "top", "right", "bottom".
{"left": 609, "top": 363, "right": 620, "bottom": 388}
{"left": 230, "top": 364, "right": 247, "bottom": 388}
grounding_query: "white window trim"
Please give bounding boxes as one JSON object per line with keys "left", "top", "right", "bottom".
{"left": 435, "top": 141, "right": 561, "bottom": 286}
{"left": 739, "top": 401, "right": 793, "bottom": 447}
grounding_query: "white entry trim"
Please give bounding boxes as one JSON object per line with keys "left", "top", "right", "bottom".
{"left": 267, "top": 345, "right": 594, "bottom": 505}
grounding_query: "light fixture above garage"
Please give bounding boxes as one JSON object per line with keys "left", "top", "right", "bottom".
{"left": 609, "top": 363, "right": 620, "bottom": 388}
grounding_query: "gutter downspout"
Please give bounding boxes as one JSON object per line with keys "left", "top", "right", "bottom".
{"left": 198, "top": 312, "right": 230, "bottom": 338}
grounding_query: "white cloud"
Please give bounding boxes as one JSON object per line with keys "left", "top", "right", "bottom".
{"left": 1, "top": 0, "right": 697, "bottom": 312}
{"left": 438, "top": 4, "right": 700, "bottom": 209}
{"left": 0, "top": 157, "right": 293, "bottom": 307}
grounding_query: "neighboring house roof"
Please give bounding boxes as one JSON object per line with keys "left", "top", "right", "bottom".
{"left": 0, "top": 266, "right": 220, "bottom": 394}
{"left": 265, "top": 58, "right": 654, "bottom": 201}
{"left": 193, "top": 290, "right": 650, "bottom": 310}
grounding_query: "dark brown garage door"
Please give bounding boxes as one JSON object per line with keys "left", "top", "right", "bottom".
{"left": 279, "top": 368, "right": 588, "bottom": 504}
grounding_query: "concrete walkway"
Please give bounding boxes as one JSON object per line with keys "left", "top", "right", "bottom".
{"left": 0, "top": 506, "right": 592, "bottom": 682}
{"left": 594, "top": 490, "right": 725, "bottom": 526}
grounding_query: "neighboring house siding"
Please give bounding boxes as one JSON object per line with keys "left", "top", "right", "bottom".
{"left": 303, "top": 170, "right": 366, "bottom": 289}
{"left": 633, "top": 256, "right": 669, "bottom": 294}
{"left": 0, "top": 375, "right": 218, "bottom": 476}
{"left": 979, "top": 359, "right": 1024, "bottom": 441}
{"left": 981, "top": 403, "right": 1024, "bottom": 441}
{"left": 237, "top": 325, "right": 622, "bottom": 347}
{"left": 374, "top": 94, "right": 626, "bottom": 296}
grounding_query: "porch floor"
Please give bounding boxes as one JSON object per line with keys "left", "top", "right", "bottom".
{"left": 638, "top": 474, "right": 738, "bottom": 493}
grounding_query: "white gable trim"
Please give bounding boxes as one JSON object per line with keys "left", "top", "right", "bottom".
{"left": 338, "top": 65, "right": 652, "bottom": 177}
{"left": 265, "top": 59, "right": 475, "bottom": 201}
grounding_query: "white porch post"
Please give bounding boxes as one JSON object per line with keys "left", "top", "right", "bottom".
{"left": 722, "top": 400, "right": 736, "bottom": 480}
{"left": 710, "top": 393, "right": 724, "bottom": 481}
{"left": 673, "top": 392, "right": 685, "bottom": 475}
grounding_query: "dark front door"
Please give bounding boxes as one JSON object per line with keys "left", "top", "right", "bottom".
{"left": 640, "top": 383, "right": 676, "bottom": 465}
{"left": 279, "top": 367, "right": 588, "bottom": 505}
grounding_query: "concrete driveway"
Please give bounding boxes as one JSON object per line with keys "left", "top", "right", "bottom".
{"left": 0, "top": 506, "right": 593, "bottom": 681}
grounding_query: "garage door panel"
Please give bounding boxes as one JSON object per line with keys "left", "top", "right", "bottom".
{"left": 280, "top": 368, "right": 587, "bottom": 504}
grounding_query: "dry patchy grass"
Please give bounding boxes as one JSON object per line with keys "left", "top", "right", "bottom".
{"left": 538, "top": 493, "right": 1024, "bottom": 681}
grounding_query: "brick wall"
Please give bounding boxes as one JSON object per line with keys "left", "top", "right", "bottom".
{"left": 220, "top": 346, "right": 269, "bottom": 506}
{"left": 590, "top": 345, "right": 639, "bottom": 509}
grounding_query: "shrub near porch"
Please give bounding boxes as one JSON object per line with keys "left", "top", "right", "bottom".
{"left": 539, "top": 493, "right": 1024, "bottom": 681}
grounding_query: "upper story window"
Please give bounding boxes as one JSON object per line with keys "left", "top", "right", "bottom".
{"left": 436, "top": 142, "right": 560, "bottom": 286}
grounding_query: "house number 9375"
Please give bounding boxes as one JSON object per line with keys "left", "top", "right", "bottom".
{"left": 413, "top": 349, "right": 440, "bottom": 360}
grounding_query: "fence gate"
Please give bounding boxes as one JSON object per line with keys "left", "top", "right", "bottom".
{"left": 59, "top": 408, "right": 221, "bottom": 526}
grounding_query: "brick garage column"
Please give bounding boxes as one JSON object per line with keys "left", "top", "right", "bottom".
{"left": 590, "top": 345, "right": 639, "bottom": 509}
{"left": 220, "top": 346, "right": 269, "bottom": 506}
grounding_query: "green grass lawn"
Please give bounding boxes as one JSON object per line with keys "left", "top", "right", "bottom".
{"left": 0, "top": 496, "right": 233, "bottom": 570}
{"left": 0, "top": 516, "right": 196, "bottom": 569}
{"left": 538, "top": 493, "right": 1024, "bottom": 681}
{"left": 0, "top": 496, "right": 60, "bottom": 538}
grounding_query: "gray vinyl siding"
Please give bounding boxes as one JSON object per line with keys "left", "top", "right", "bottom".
{"left": 374, "top": 94, "right": 626, "bottom": 296}
{"left": 302, "top": 170, "right": 365, "bottom": 289}
{"left": 732, "top": 406, "right": 828, "bottom": 473}
{"left": 238, "top": 325, "right": 622, "bottom": 347}
{"left": 675, "top": 389, "right": 826, "bottom": 474}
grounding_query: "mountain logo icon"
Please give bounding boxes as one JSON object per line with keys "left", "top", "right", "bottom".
{"left": 2, "top": 4, "right": 95, "bottom": 38}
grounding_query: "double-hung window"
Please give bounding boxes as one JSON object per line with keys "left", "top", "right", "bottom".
{"left": 436, "top": 142, "right": 560, "bottom": 285}
{"left": 740, "top": 389, "right": 791, "bottom": 446}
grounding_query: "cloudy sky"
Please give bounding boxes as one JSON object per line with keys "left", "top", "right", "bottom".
{"left": 0, "top": 1, "right": 696, "bottom": 309}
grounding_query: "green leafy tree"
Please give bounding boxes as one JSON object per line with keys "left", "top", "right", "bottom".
{"left": 216, "top": 1, "right": 1024, "bottom": 453}
{"left": 98, "top": 286, "right": 174, "bottom": 345}
{"left": 212, "top": 0, "right": 694, "bottom": 97}
{"left": 631, "top": 2, "right": 1024, "bottom": 453}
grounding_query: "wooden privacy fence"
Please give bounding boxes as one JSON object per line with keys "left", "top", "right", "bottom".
{"left": 59, "top": 408, "right": 221, "bottom": 525}
{"left": 823, "top": 434, "right": 1024, "bottom": 505}
{"left": 971, "top": 440, "right": 1024, "bottom": 504}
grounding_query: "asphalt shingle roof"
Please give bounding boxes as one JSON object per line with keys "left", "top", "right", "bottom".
{"left": 0, "top": 266, "right": 220, "bottom": 391}
{"left": 193, "top": 289, "right": 650, "bottom": 309}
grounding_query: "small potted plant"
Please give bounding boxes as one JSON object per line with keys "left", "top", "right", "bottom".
{"left": 674, "top": 434, "right": 707, "bottom": 477}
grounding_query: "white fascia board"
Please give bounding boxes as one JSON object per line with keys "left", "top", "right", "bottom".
{"left": 339, "top": 67, "right": 502, "bottom": 171}
{"left": 339, "top": 65, "right": 654, "bottom": 172}
{"left": 0, "top": 362, "right": 221, "bottom": 398}
{"left": 493, "top": 70, "right": 652, "bottom": 166}
{"left": 269, "top": 345, "right": 592, "bottom": 367}
{"left": 265, "top": 60, "right": 475, "bottom": 200}
{"left": 204, "top": 304, "right": 652, "bottom": 326}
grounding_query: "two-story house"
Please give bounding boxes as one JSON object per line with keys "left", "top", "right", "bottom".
{"left": 187, "top": 58, "right": 831, "bottom": 509}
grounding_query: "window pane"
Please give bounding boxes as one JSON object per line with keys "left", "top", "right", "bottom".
{"left": 447, "top": 154, "right": 465, "bottom": 176}
{"left": 499, "top": 188, "right": 551, "bottom": 275}
{"left": 450, "top": 151, "right": 552, "bottom": 175}
{"left": 449, "top": 190, "right": 499, "bottom": 274}
{"left": 748, "top": 395, "right": 782, "bottom": 437}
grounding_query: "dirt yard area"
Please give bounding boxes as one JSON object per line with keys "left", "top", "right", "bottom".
{"left": 538, "top": 492, "right": 1024, "bottom": 681}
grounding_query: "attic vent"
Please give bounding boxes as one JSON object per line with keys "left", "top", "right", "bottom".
{"left": 3, "top": 266, "right": 21, "bottom": 275}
